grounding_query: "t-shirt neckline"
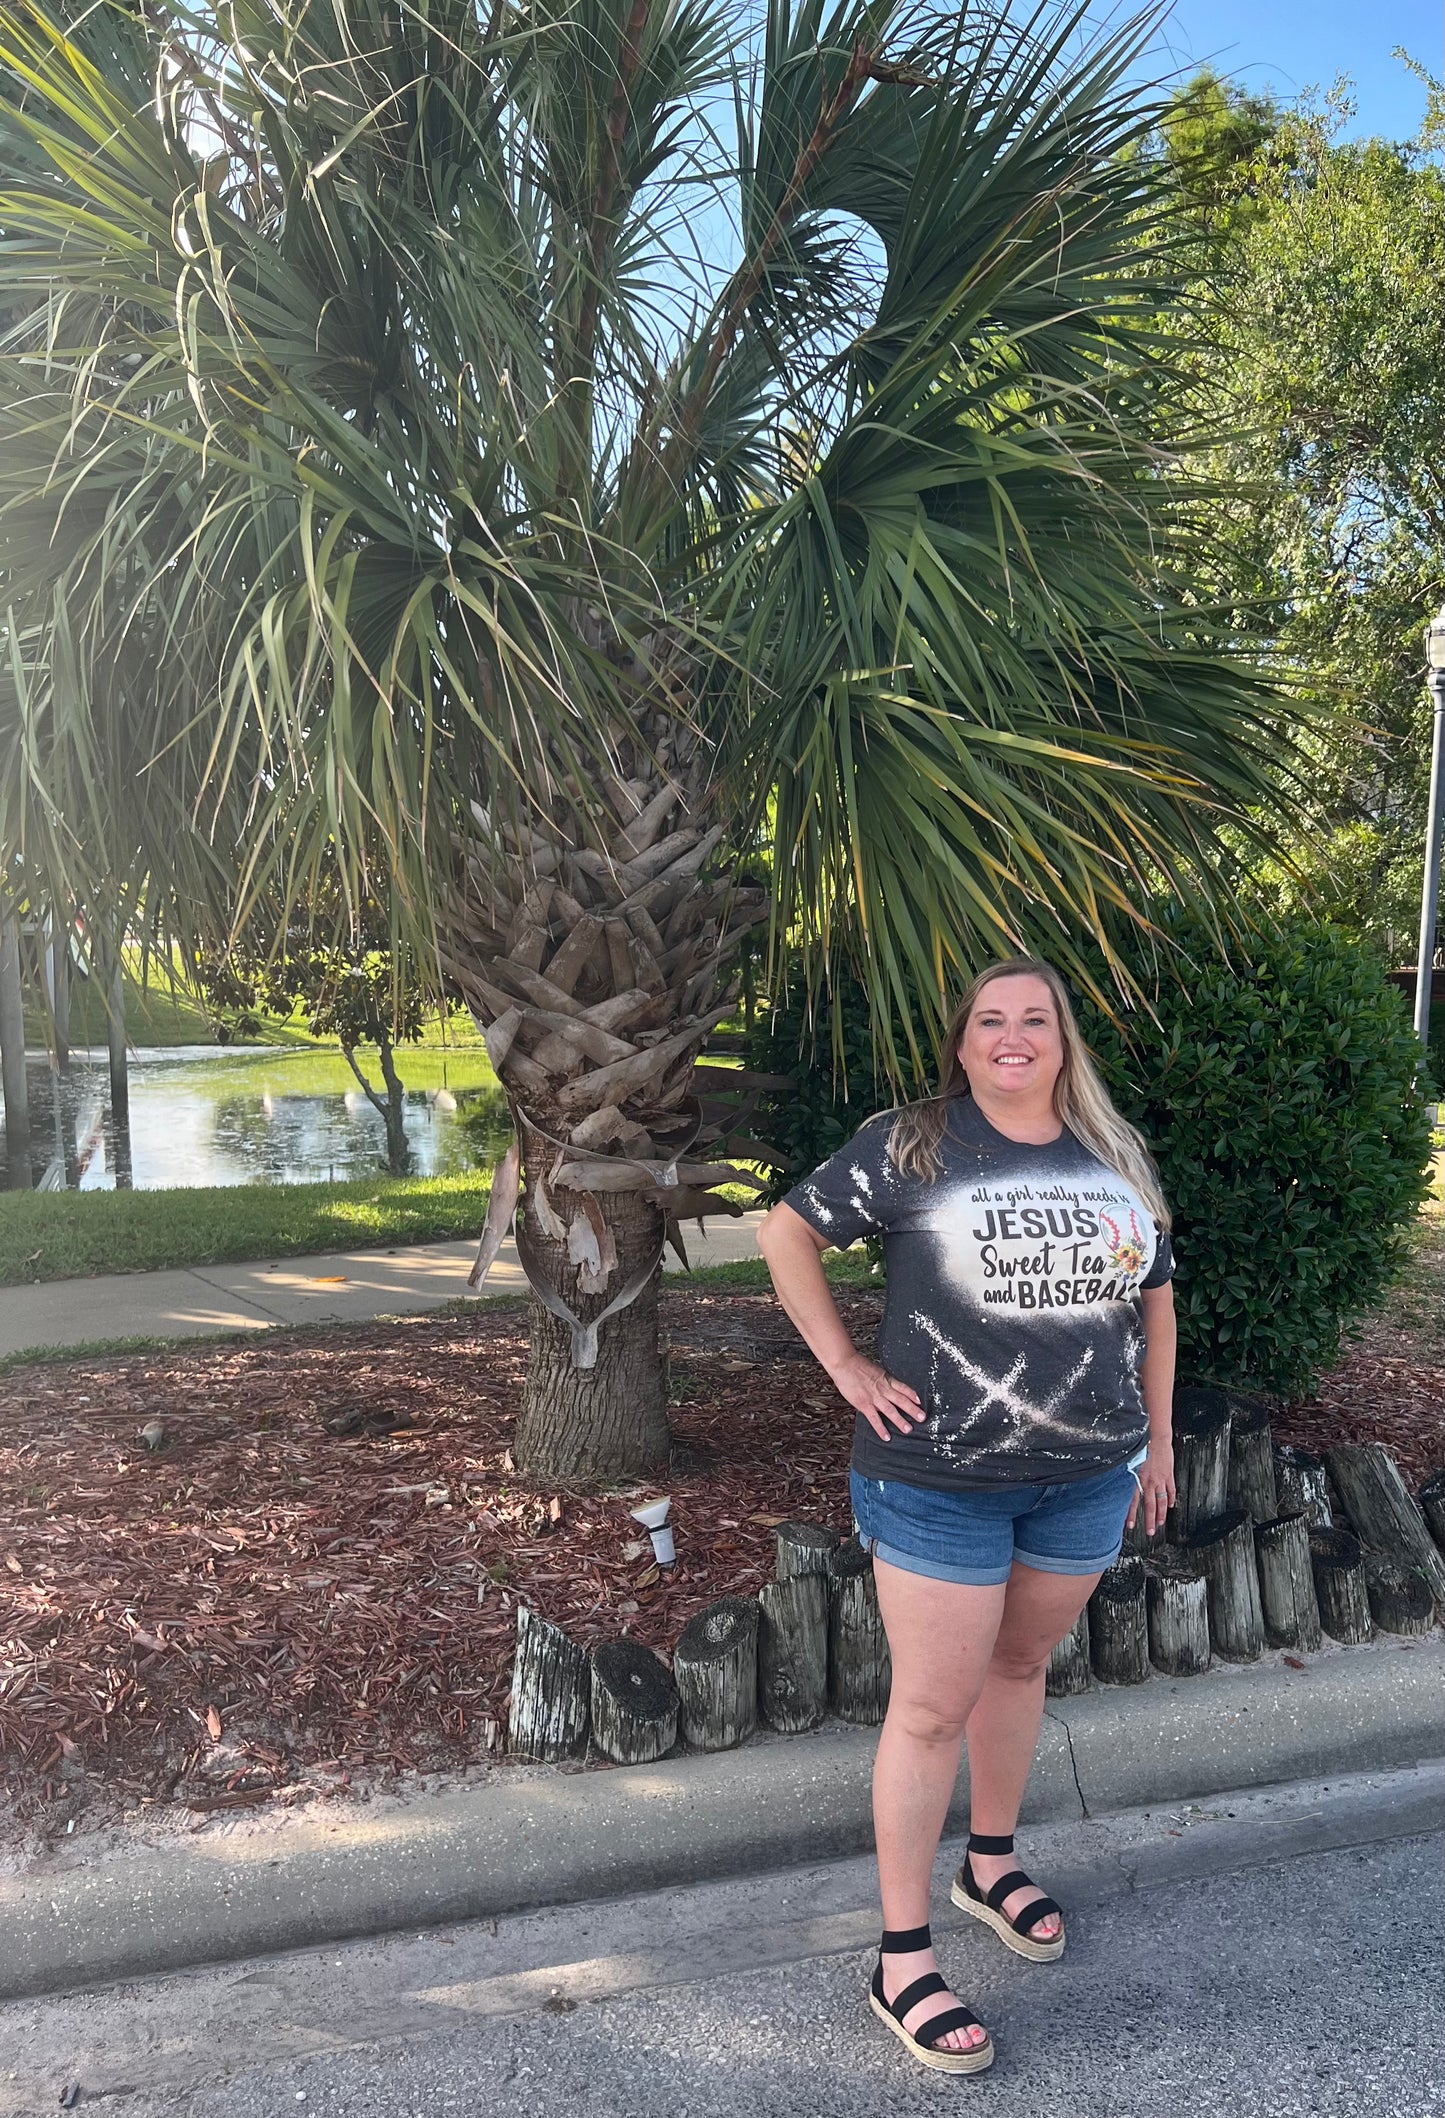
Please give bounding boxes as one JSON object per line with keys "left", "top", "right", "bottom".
{"left": 948, "top": 1096, "right": 1069, "bottom": 1155}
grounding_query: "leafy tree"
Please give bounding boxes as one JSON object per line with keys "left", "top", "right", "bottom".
{"left": 196, "top": 914, "right": 433, "bottom": 1175}
{"left": 1160, "top": 69, "right": 1445, "bottom": 969}
{"left": 0, "top": 0, "right": 1301, "bottom": 1481}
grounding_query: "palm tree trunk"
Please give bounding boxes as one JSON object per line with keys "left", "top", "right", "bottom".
{"left": 511, "top": 1166, "right": 670, "bottom": 1483}
{"left": 444, "top": 682, "right": 771, "bottom": 1488}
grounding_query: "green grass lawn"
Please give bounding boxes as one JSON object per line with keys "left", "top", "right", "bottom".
{"left": 0, "top": 1172, "right": 494, "bottom": 1285}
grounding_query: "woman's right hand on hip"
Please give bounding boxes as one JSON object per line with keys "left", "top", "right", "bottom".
{"left": 825, "top": 1354, "right": 926, "bottom": 1441}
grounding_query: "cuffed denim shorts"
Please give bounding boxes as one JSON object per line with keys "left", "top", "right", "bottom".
{"left": 849, "top": 1460, "right": 1138, "bottom": 1588}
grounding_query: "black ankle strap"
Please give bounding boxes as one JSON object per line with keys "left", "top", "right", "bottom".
{"left": 968, "top": 1831, "right": 1015, "bottom": 1855}
{"left": 879, "top": 1923, "right": 932, "bottom": 1953}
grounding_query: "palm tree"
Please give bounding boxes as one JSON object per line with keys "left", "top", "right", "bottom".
{"left": 0, "top": 0, "right": 1299, "bottom": 1481}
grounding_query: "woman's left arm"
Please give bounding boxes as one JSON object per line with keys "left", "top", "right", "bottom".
{"left": 1130, "top": 1281, "right": 1177, "bottom": 1537}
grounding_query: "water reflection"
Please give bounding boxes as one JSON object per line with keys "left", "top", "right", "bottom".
{"left": 0, "top": 1046, "right": 510, "bottom": 1190}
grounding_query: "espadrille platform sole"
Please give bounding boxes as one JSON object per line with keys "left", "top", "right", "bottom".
{"left": 951, "top": 1859, "right": 1066, "bottom": 1962}
{"left": 867, "top": 1984, "right": 995, "bottom": 2074}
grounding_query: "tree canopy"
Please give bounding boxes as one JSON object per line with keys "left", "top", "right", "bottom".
{"left": 1160, "top": 66, "right": 1445, "bottom": 961}
{"left": 0, "top": 0, "right": 1303, "bottom": 1052}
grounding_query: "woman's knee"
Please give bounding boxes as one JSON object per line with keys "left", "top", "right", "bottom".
{"left": 987, "top": 1637, "right": 1052, "bottom": 1685}
{"left": 886, "top": 1690, "right": 975, "bottom": 1748}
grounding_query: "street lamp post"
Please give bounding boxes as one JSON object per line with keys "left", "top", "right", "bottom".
{"left": 1415, "top": 604, "right": 1445, "bottom": 1053}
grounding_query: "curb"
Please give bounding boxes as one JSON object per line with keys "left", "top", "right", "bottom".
{"left": 2, "top": 1635, "right": 1439, "bottom": 2001}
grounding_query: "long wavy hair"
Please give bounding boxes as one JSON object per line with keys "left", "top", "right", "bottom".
{"left": 887, "top": 957, "right": 1171, "bottom": 1227}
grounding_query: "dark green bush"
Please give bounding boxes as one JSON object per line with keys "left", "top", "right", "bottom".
{"left": 1077, "top": 920, "right": 1433, "bottom": 1397}
{"left": 753, "top": 920, "right": 1434, "bottom": 1398}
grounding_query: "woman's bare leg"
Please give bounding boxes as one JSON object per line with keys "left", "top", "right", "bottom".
{"left": 871, "top": 1560, "right": 1007, "bottom": 2052}
{"left": 962, "top": 1562, "right": 1103, "bottom": 1937}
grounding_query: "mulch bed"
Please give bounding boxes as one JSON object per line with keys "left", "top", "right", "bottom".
{"left": 2, "top": 1287, "right": 1441, "bottom": 1818}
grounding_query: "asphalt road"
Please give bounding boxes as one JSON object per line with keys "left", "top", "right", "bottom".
{"left": 7, "top": 1765, "right": 1440, "bottom": 2118}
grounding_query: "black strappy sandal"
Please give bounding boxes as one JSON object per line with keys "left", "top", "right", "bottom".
{"left": 951, "top": 1832, "right": 1066, "bottom": 1961}
{"left": 867, "top": 1923, "right": 994, "bottom": 2075}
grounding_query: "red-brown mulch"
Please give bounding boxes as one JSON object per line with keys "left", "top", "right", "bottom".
{"left": 1277, "top": 1348, "right": 1444, "bottom": 1490}
{"left": 0, "top": 1292, "right": 867, "bottom": 1813}
{"left": 2, "top": 1288, "right": 1440, "bottom": 1817}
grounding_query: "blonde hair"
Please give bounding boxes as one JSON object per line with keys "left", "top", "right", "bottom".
{"left": 888, "top": 957, "right": 1171, "bottom": 1228}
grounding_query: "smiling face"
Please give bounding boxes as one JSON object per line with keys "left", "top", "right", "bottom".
{"left": 958, "top": 973, "right": 1065, "bottom": 1108}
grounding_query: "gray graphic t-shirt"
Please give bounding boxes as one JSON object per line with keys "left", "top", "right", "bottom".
{"left": 783, "top": 1097, "right": 1174, "bottom": 1492}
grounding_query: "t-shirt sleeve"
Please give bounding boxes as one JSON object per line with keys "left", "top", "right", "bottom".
{"left": 1141, "top": 1225, "right": 1175, "bottom": 1290}
{"left": 780, "top": 1117, "right": 900, "bottom": 1249}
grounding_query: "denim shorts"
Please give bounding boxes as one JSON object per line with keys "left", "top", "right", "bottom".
{"left": 850, "top": 1460, "right": 1138, "bottom": 1588}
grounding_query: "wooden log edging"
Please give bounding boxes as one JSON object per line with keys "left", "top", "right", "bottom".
{"left": 505, "top": 1427, "right": 1443, "bottom": 1765}
{"left": 758, "top": 1573, "right": 828, "bottom": 1733}
{"left": 775, "top": 1522, "right": 839, "bottom": 1582}
{"left": 827, "top": 1537, "right": 891, "bottom": 1724}
{"left": 590, "top": 1640, "right": 678, "bottom": 1764}
{"left": 1185, "top": 1510, "right": 1265, "bottom": 1663}
{"left": 1089, "top": 1558, "right": 1149, "bottom": 1685}
{"left": 1045, "top": 1608, "right": 1091, "bottom": 1696}
{"left": 1169, "top": 1387, "right": 1232, "bottom": 1541}
{"left": 1274, "top": 1444, "right": 1333, "bottom": 1528}
{"left": 1226, "top": 1394, "right": 1278, "bottom": 1525}
{"left": 1363, "top": 1556, "right": 1435, "bottom": 1638}
{"left": 1254, "top": 1513, "right": 1322, "bottom": 1652}
{"left": 1326, "top": 1444, "right": 1445, "bottom": 1614}
{"left": 1146, "top": 1550, "right": 1211, "bottom": 1676}
{"left": 1417, "top": 1469, "right": 1445, "bottom": 1557}
{"left": 673, "top": 1597, "right": 760, "bottom": 1751}
{"left": 509, "top": 1605, "right": 590, "bottom": 1760}
{"left": 1310, "top": 1526, "right": 1373, "bottom": 1645}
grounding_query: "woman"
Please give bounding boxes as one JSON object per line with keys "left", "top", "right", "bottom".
{"left": 757, "top": 957, "right": 1177, "bottom": 2076}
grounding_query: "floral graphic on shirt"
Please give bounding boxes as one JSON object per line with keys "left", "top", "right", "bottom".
{"left": 1099, "top": 1208, "right": 1147, "bottom": 1276}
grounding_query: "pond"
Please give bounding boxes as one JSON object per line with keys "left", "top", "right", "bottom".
{"left": 0, "top": 1043, "right": 511, "bottom": 1191}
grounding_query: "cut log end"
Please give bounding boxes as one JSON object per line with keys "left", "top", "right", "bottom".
{"left": 590, "top": 1640, "right": 679, "bottom": 1765}
{"left": 1363, "top": 1555, "right": 1436, "bottom": 1638}
{"left": 673, "top": 1596, "right": 759, "bottom": 1752}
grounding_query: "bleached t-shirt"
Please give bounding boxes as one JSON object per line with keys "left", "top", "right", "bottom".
{"left": 783, "top": 1096, "right": 1174, "bottom": 1492}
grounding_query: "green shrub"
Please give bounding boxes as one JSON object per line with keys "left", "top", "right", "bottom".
{"left": 1077, "top": 920, "right": 1433, "bottom": 1396}
{"left": 752, "top": 920, "right": 1434, "bottom": 1398}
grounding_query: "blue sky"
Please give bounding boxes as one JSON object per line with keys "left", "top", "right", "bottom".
{"left": 1123, "top": 0, "right": 1439, "bottom": 141}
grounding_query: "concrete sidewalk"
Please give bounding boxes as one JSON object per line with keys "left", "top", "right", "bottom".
{"left": 2, "top": 1633, "right": 1438, "bottom": 2002}
{"left": 0, "top": 1214, "right": 766, "bottom": 1360}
